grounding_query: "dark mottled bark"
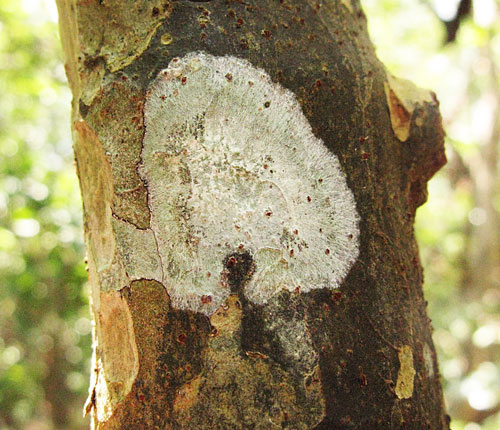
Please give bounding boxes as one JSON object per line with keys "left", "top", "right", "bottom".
{"left": 57, "top": 1, "right": 449, "bottom": 429}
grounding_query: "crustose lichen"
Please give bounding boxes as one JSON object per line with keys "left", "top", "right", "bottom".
{"left": 136, "top": 52, "right": 360, "bottom": 315}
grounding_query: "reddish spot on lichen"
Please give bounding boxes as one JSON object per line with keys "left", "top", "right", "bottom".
{"left": 225, "top": 73, "right": 233, "bottom": 82}
{"left": 201, "top": 295, "right": 213, "bottom": 304}
{"left": 227, "top": 257, "right": 237, "bottom": 268}
{"left": 315, "top": 79, "right": 322, "bottom": 88}
{"left": 290, "top": 249, "right": 294, "bottom": 257}
{"left": 181, "top": 76, "right": 187, "bottom": 85}
{"left": 307, "top": 196, "right": 312, "bottom": 202}
{"left": 325, "top": 248, "right": 330, "bottom": 255}
{"left": 361, "top": 152, "right": 370, "bottom": 160}
{"left": 177, "top": 333, "right": 187, "bottom": 344}
{"left": 265, "top": 210, "right": 273, "bottom": 217}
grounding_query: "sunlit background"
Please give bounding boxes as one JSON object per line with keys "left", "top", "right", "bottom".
{"left": 0, "top": 0, "right": 499, "bottom": 429}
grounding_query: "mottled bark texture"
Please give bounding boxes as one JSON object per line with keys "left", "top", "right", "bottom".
{"left": 56, "top": 1, "right": 449, "bottom": 429}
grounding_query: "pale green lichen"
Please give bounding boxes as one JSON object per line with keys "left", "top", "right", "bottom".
{"left": 80, "top": 59, "right": 106, "bottom": 106}
{"left": 395, "top": 345, "right": 416, "bottom": 399}
{"left": 78, "top": 0, "right": 172, "bottom": 73}
{"left": 97, "top": 251, "right": 129, "bottom": 293}
{"left": 140, "top": 53, "right": 360, "bottom": 315}
{"left": 84, "top": 80, "right": 150, "bottom": 229}
{"left": 112, "top": 217, "right": 163, "bottom": 282}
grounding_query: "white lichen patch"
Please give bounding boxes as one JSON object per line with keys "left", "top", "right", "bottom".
{"left": 140, "top": 52, "right": 360, "bottom": 314}
{"left": 395, "top": 345, "right": 416, "bottom": 399}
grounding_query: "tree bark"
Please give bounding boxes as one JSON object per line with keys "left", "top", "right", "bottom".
{"left": 56, "top": 1, "right": 449, "bottom": 429}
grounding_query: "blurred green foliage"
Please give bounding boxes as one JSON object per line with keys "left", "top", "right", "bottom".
{"left": 0, "top": 0, "right": 499, "bottom": 429}
{"left": 363, "top": 0, "right": 500, "bottom": 429}
{"left": 0, "top": 1, "right": 90, "bottom": 429}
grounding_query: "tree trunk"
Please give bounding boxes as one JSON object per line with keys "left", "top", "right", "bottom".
{"left": 56, "top": 1, "right": 449, "bottom": 428}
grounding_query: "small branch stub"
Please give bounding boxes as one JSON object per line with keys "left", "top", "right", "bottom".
{"left": 384, "top": 73, "right": 434, "bottom": 142}
{"left": 140, "top": 52, "right": 360, "bottom": 314}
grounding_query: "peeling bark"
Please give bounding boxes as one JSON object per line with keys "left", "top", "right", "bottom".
{"left": 57, "top": 1, "right": 449, "bottom": 429}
